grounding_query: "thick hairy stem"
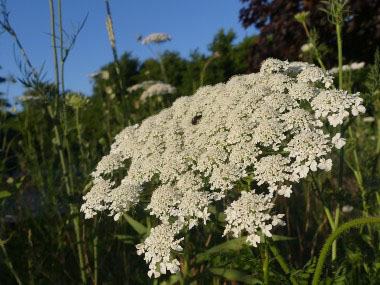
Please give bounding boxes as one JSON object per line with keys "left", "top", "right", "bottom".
{"left": 312, "top": 217, "right": 380, "bottom": 285}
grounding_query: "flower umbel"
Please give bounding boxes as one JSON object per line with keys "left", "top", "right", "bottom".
{"left": 81, "top": 58, "right": 365, "bottom": 277}
{"left": 141, "top": 33, "right": 172, "bottom": 44}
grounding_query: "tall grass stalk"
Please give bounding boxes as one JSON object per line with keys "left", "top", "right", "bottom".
{"left": 0, "top": 240, "right": 22, "bottom": 285}
{"left": 104, "top": 0, "right": 125, "bottom": 97}
{"left": 200, "top": 52, "right": 220, "bottom": 87}
{"left": 49, "top": 1, "right": 87, "bottom": 282}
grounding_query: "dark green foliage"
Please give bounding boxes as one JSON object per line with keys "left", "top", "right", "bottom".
{"left": 239, "top": 0, "right": 380, "bottom": 71}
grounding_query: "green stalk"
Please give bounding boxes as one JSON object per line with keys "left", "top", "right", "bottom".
{"left": 0, "top": 243, "right": 22, "bottom": 285}
{"left": 200, "top": 53, "right": 219, "bottom": 87}
{"left": 182, "top": 233, "right": 190, "bottom": 283}
{"left": 263, "top": 243, "right": 269, "bottom": 285}
{"left": 104, "top": 0, "right": 125, "bottom": 97}
{"left": 348, "top": 126, "right": 371, "bottom": 234}
{"left": 93, "top": 218, "right": 99, "bottom": 285}
{"left": 58, "top": 0, "right": 69, "bottom": 137}
{"left": 301, "top": 22, "right": 326, "bottom": 71}
{"left": 331, "top": 6, "right": 344, "bottom": 260}
{"left": 312, "top": 217, "right": 380, "bottom": 285}
{"left": 48, "top": 0, "right": 60, "bottom": 115}
{"left": 336, "top": 23, "right": 343, "bottom": 90}
{"left": 49, "top": 2, "right": 87, "bottom": 283}
{"left": 75, "top": 108, "right": 85, "bottom": 161}
{"left": 324, "top": 207, "right": 335, "bottom": 230}
{"left": 157, "top": 51, "right": 169, "bottom": 83}
{"left": 146, "top": 44, "right": 168, "bottom": 83}
{"left": 268, "top": 241, "right": 299, "bottom": 285}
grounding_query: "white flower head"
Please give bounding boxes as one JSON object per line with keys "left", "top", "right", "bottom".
{"left": 127, "top": 81, "right": 176, "bottom": 101}
{"left": 332, "top": 133, "right": 346, "bottom": 149}
{"left": 223, "top": 191, "right": 285, "bottom": 247}
{"left": 140, "top": 82, "right": 176, "bottom": 101}
{"left": 142, "top": 33, "right": 172, "bottom": 44}
{"left": 82, "top": 58, "right": 365, "bottom": 277}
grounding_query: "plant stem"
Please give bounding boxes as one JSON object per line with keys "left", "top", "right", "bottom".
{"left": 75, "top": 108, "right": 86, "bottom": 162}
{"left": 301, "top": 23, "right": 326, "bottom": 71}
{"left": 312, "top": 217, "right": 380, "bottom": 285}
{"left": 331, "top": 15, "right": 344, "bottom": 261}
{"left": 104, "top": 0, "right": 125, "bottom": 95}
{"left": 200, "top": 53, "right": 219, "bottom": 87}
{"left": 93, "top": 218, "right": 99, "bottom": 285}
{"left": 48, "top": 2, "right": 87, "bottom": 283}
{"left": 336, "top": 23, "right": 343, "bottom": 90}
{"left": 263, "top": 243, "right": 269, "bottom": 285}
{"left": 268, "top": 241, "right": 299, "bottom": 285}
{"left": 157, "top": 51, "right": 169, "bottom": 83}
{"left": 0, "top": 242, "right": 22, "bottom": 285}
{"left": 48, "top": 0, "right": 60, "bottom": 115}
{"left": 324, "top": 207, "right": 335, "bottom": 229}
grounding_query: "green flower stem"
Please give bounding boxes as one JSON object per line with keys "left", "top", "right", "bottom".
{"left": 49, "top": 2, "right": 87, "bottom": 283}
{"left": 312, "top": 217, "right": 380, "bottom": 285}
{"left": 324, "top": 207, "right": 335, "bottom": 230}
{"left": 93, "top": 218, "right": 99, "bottom": 285}
{"left": 263, "top": 243, "right": 270, "bottom": 285}
{"left": 268, "top": 241, "right": 299, "bottom": 285}
{"left": 348, "top": 126, "right": 371, "bottom": 234}
{"left": 301, "top": 22, "right": 326, "bottom": 71}
{"left": 75, "top": 108, "right": 86, "bottom": 163}
{"left": 262, "top": 151, "right": 290, "bottom": 156}
{"left": 157, "top": 51, "right": 169, "bottom": 84}
{"left": 49, "top": 0, "right": 60, "bottom": 115}
{"left": 200, "top": 53, "right": 219, "bottom": 87}
{"left": 104, "top": 0, "right": 125, "bottom": 95}
{"left": 336, "top": 23, "right": 343, "bottom": 90}
{"left": 0, "top": 242, "right": 22, "bottom": 285}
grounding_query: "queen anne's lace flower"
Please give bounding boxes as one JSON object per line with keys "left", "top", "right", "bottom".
{"left": 127, "top": 80, "right": 176, "bottom": 101}
{"left": 81, "top": 58, "right": 365, "bottom": 277}
{"left": 140, "top": 82, "right": 176, "bottom": 101}
{"left": 223, "top": 191, "right": 285, "bottom": 247}
{"left": 141, "top": 33, "right": 172, "bottom": 44}
{"left": 136, "top": 222, "right": 183, "bottom": 278}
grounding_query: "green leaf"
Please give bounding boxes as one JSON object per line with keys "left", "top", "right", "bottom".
{"left": 270, "top": 235, "right": 296, "bottom": 242}
{"left": 123, "top": 214, "right": 147, "bottom": 235}
{"left": 114, "top": 234, "right": 139, "bottom": 245}
{"left": 0, "top": 191, "right": 11, "bottom": 199}
{"left": 209, "top": 268, "right": 262, "bottom": 284}
{"left": 196, "top": 237, "right": 247, "bottom": 263}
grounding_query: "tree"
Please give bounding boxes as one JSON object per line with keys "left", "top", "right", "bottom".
{"left": 239, "top": 0, "right": 380, "bottom": 71}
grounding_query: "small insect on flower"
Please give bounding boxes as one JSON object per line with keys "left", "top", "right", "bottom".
{"left": 191, "top": 114, "right": 202, "bottom": 125}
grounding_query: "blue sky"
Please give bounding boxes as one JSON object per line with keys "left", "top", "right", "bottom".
{"left": 0, "top": 0, "right": 257, "bottom": 104}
